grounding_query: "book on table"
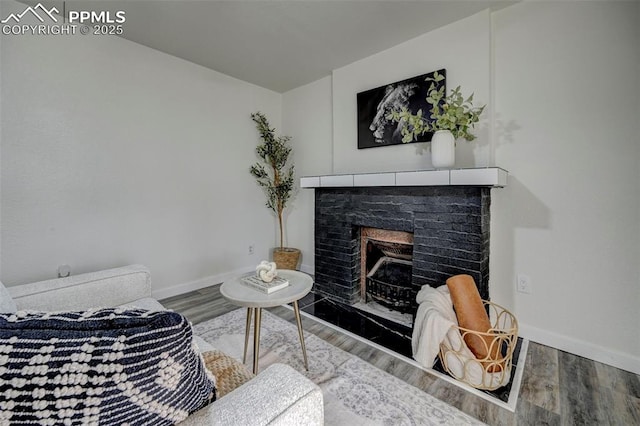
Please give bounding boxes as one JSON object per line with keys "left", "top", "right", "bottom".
{"left": 241, "top": 275, "right": 290, "bottom": 294}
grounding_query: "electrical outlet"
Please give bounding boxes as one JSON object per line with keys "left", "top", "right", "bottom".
{"left": 248, "top": 245, "right": 255, "bottom": 255}
{"left": 516, "top": 274, "right": 531, "bottom": 294}
{"left": 58, "top": 264, "right": 71, "bottom": 278}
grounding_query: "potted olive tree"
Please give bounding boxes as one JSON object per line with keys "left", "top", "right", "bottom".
{"left": 250, "top": 112, "right": 300, "bottom": 269}
{"left": 388, "top": 70, "right": 485, "bottom": 168}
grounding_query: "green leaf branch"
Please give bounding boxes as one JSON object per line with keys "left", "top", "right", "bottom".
{"left": 388, "top": 70, "right": 486, "bottom": 142}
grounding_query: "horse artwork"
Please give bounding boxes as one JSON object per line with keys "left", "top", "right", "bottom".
{"left": 357, "top": 69, "right": 446, "bottom": 149}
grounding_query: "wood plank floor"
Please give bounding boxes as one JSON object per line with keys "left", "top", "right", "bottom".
{"left": 162, "top": 285, "right": 640, "bottom": 425}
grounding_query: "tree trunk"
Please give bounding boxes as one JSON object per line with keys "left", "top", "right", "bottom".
{"left": 273, "top": 159, "right": 284, "bottom": 250}
{"left": 278, "top": 208, "right": 284, "bottom": 250}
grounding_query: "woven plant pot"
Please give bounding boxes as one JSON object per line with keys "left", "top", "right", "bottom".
{"left": 439, "top": 300, "right": 518, "bottom": 390}
{"left": 273, "top": 247, "right": 301, "bottom": 270}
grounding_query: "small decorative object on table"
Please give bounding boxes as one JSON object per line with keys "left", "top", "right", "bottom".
{"left": 242, "top": 261, "right": 290, "bottom": 294}
{"left": 256, "top": 260, "right": 278, "bottom": 283}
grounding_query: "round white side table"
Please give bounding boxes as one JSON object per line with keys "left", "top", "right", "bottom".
{"left": 220, "top": 270, "right": 313, "bottom": 374}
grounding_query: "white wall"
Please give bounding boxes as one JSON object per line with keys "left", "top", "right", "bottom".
{"left": 332, "top": 11, "right": 492, "bottom": 174}
{"left": 279, "top": 3, "right": 640, "bottom": 373}
{"left": 492, "top": 1, "right": 640, "bottom": 372}
{"left": 282, "top": 76, "right": 333, "bottom": 273}
{"left": 0, "top": 0, "right": 282, "bottom": 295}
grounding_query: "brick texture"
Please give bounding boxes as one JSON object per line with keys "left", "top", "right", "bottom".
{"left": 314, "top": 187, "right": 491, "bottom": 309}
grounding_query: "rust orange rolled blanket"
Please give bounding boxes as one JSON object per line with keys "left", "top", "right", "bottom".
{"left": 446, "top": 274, "right": 501, "bottom": 371}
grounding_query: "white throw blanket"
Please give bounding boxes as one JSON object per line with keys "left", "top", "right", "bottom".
{"left": 412, "top": 285, "right": 458, "bottom": 367}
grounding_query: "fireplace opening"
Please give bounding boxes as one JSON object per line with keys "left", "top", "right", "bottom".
{"left": 354, "top": 227, "right": 415, "bottom": 327}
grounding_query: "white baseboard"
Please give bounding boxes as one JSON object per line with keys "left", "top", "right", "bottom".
{"left": 519, "top": 323, "right": 640, "bottom": 375}
{"left": 153, "top": 264, "right": 314, "bottom": 301}
{"left": 299, "top": 263, "right": 314, "bottom": 275}
{"left": 152, "top": 267, "right": 254, "bottom": 300}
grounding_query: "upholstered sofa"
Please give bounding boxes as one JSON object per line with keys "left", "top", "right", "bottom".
{"left": 1, "top": 265, "right": 324, "bottom": 425}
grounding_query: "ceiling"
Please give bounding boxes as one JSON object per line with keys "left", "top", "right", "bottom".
{"left": 24, "top": 1, "right": 516, "bottom": 93}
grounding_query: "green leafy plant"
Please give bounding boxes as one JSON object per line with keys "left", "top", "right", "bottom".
{"left": 388, "top": 71, "right": 486, "bottom": 142}
{"left": 250, "top": 112, "right": 295, "bottom": 250}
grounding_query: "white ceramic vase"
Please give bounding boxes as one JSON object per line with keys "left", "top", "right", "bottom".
{"left": 431, "top": 130, "right": 456, "bottom": 169}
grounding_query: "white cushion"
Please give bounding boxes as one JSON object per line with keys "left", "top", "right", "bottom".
{"left": 8, "top": 265, "right": 151, "bottom": 311}
{"left": 117, "top": 297, "right": 167, "bottom": 311}
{"left": 0, "top": 281, "right": 17, "bottom": 313}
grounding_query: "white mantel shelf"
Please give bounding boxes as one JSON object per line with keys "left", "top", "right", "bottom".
{"left": 300, "top": 167, "right": 508, "bottom": 189}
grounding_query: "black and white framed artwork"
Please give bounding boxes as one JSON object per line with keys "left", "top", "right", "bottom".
{"left": 357, "top": 69, "right": 446, "bottom": 149}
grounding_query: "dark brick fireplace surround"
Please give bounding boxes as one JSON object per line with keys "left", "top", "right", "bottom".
{"left": 314, "top": 186, "right": 491, "bottom": 309}
{"left": 303, "top": 180, "right": 521, "bottom": 404}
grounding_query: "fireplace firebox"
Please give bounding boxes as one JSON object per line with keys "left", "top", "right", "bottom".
{"left": 360, "top": 227, "right": 415, "bottom": 314}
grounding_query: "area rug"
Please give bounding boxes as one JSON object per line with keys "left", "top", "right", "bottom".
{"left": 193, "top": 309, "right": 483, "bottom": 425}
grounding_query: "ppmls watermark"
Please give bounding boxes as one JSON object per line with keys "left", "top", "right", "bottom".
{"left": 1, "top": 2, "right": 126, "bottom": 36}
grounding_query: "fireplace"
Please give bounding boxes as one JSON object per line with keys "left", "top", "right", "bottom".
{"left": 302, "top": 172, "right": 521, "bottom": 403}
{"left": 314, "top": 186, "right": 491, "bottom": 322}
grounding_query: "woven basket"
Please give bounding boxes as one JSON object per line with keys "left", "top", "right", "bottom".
{"left": 202, "top": 350, "right": 255, "bottom": 398}
{"left": 273, "top": 247, "right": 301, "bottom": 270}
{"left": 439, "top": 300, "right": 518, "bottom": 390}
